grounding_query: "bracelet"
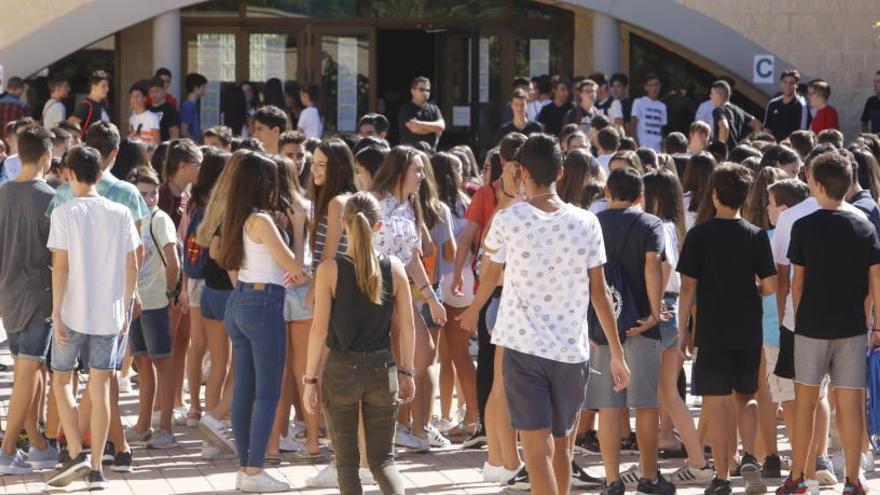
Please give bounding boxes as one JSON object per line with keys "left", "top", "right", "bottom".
{"left": 398, "top": 368, "right": 415, "bottom": 377}
{"left": 872, "top": 329, "right": 880, "bottom": 333}
{"left": 302, "top": 376, "right": 318, "bottom": 385}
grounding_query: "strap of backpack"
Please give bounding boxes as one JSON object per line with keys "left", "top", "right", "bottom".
{"left": 149, "top": 210, "right": 168, "bottom": 268}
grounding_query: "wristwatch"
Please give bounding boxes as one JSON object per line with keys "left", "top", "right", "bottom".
{"left": 302, "top": 376, "right": 318, "bottom": 385}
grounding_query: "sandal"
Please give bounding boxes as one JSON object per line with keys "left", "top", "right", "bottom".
{"left": 287, "top": 450, "right": 325, "bottom": 464}
{"left": 264, "top": 455, "right": 282, "bottom": 466}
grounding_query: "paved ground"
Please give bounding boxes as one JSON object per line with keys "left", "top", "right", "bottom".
{"left": 0, "top": 323, "right": 877, "bottom": 494}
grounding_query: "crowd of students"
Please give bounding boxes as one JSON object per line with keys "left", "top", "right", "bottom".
{"left": 0, "top": 65, "right": 878, "bottom": 495}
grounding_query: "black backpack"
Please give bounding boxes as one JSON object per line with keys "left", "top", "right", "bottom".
{"left": 587, "top": 212, "right": 643, "bottom": 345}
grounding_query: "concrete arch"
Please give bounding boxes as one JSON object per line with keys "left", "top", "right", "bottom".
{"left": 0, "top": 0, "right": 204, "bottom": 79}
{"left": 562, "top": 0, "right": 798, "bottom": 96}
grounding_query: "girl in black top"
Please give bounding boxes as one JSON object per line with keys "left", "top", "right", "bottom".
{"left": 303, "top": 192, "right": 416, "bottom": 495}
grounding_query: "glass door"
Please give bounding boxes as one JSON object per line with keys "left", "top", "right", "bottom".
{"left": 184, "top": 29, "right": 239, "bottom": 133}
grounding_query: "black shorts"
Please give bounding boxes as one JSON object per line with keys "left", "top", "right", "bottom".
{"left": 774, "top": 326, "right": 795, "bottom": 379}
{"left": 693, "top": 348, "right": 761, "bottom": 396}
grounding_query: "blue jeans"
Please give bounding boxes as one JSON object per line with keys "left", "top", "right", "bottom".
{"left": 224, "top": 282, "right": 286, "bottom": 468}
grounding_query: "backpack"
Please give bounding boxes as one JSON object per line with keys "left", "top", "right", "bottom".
{"left": 587, "top": 212, "right": 644, "bottom": 345}
{"left": 183, "top": 207, "right": 209, "bottom": 279}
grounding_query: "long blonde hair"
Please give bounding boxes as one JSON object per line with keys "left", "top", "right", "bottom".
{"left": 344, "top": 192, "right": 383, "bottom": 304}
{"left": 196, "top": 151, "right": 246, "bottom": 247}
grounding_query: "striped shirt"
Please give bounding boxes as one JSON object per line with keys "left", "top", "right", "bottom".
{"left": 312, "top": 215, "right": 348, "bottom": 273}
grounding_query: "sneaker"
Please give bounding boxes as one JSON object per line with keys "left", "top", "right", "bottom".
{"left": 55, "top": 447, "right": 71, "bottom": 469}
{"left": 574, "top": 429, "right": 601, "bottom": 454}
{"left": 621, "top": 432, "right": 639, "bottom": 454}
{"left": 305, "top": 464, "right": 338, "bottom": 488}
{"left": 47, "top": 452, "right": 90, "bottom": 487}
{"left": 861, "top": 452, "right": 875, "bottom": 474}
{"left": 172, "top": 406, "right": 188, "bottom": 427}
{"left": 762, "top": 454, "right": 783, "bottom": 479}
{"left": 124, "top": 426, "right": 152, "bottom": 446}
{"left": 503, "top": 465, "right": 530, "bottom": 491}
{"left": 185, "top": 409, "right": 201, "bottom": 428}
{"left": 742, "top": 453, "right": 767, "bottom": 494}
{"left": 815, "top": 455, "right": 838, "bottom": 486}
{"left": 705, "top": 477, "right": 733, "bottom": 495}
{"left": 603, "top": 479, "right": 626, "bottom": 495}
{"left": 146, "top": 429, "right": 177, "bottom": 449}
{"left": 497, "top": 464, "right": 522, "bottom": 485}
{"left": 201, "top": 442, "right": 222, "bottom": 460}
{"left": 28, "top": 443, "right": 59, "bottom": 471}
{"left": 110, "top": 450, "right": 132, "bottom": 473}
{"left": 199, "top": 414, "right": 235, "bottom": 453}
{"left": 572, "top": 460, "right": 605, "bottom": 488}
{"left": 87, "top": 469, "right": 109, "bottom": 491}
{"left": 360, "top": 467, "right": 376, "bottom": 485}
{"left": 238, "top": 469, "right": 290, "bottom": 493}
{"left": 431, "top": 416, "right": 457, "bottom": 434}
{"left": 0, "top": 449, "right": 33, "bottom": 475}
{"left": 394, "top": 425, "right": 429, "bottom": 452}
{"left": 424, "top": 424, "right": 452, "bottom": 448}
{"left": 669, "top": 464, "right": 715, "bottom": 485}
{"left": 278, "top": 433, "right": 303, "bottom": 453}
{"left": 461, "top": 424, "right": 487, "bottom": 450}
{"left": 636, "top": 473, "right": 677, "bottom": 495}
{"left": 844, "top": 477, "right": 867, "bottom": 495}
{"left": 483, "top": 461, "right": 504, "bottom": 482}
{"left": 775, "top": 475, "right": 808, "bottom": 495}
{"left": 118, "top": 375, "right": 133, "bottom": 394}
{"left": 620, "top": 465, "right": 642, "bottom": 487}
{"left": 101, "top": 441, "right": 115, "bottom": 465}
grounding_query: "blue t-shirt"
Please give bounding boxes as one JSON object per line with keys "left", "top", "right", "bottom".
{"left": 762, "top": 229, "right": 779, "bottom": 346}
{"left": 849, "top": 189, "right": 880, "bottom": 239}
{"left": 180, "top": 99, "right": 201, "bottom": 143}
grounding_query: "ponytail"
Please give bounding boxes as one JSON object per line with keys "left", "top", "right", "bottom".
{"left": 344, "top": 192, "right": 384, "bottom": 304}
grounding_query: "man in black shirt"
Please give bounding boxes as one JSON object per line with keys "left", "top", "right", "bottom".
{"left": 676, "top": 164, "right": 776, "bottom": 495}
{"left": 495, "top": 89, "right": 543, "bottom": 144}
{"left": 537, "top": 77, "right": 574, "bottom": 137}
{"left": 397, "top": 76, "right": 445, "bottom": 149}
{"left": 711, "top": 80, "right": 761, "bottom": 149}
{"left": 780, "top": 152, "right": 880, "bottom": 495}
{"left": 148, "top": 77, "right": 181, "bottom": 142}
{"left": 860, "top": 70, "right": 880, "bottom": 133}
{"left": 763, "top": 70, "right": 810, "bottom": 142}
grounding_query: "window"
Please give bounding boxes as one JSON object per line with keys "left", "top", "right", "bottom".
{"left": 249, "top": 33, "right": 297, "bottom": 82}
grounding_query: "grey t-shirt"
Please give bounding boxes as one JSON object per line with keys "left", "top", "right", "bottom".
{"left": 0, "top": 180, "right": 54, "bottom": 332}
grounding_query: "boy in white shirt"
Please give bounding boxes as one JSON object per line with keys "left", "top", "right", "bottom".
{"left": 46, "top": 145, "right": 141, "bottom": 490}
{"left": 628, "top": 73, "right": 667, "bottom": 152}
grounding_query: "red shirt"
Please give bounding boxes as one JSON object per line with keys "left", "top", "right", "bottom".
{"left": 465, "top": 180, "right": 499, "bottom": 243}
{"left": 810, "top": 106, "right": 839, "bottom": 133}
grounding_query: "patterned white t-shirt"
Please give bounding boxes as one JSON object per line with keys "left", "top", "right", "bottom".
{"left": 373, "top": 193, "right": 420, "bottom": 265}
{"left": 484, "top": 201, "right": 606, "bottom": 363}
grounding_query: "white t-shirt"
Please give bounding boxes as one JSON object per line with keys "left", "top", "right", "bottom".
{"left": 662, "top": 221, "right": 681, "bottom": 293}
{"left": 297, "top": 106, "right": 323, "bottom": 139}
{"left": 695, "top": 99, "right": 715, "bottom": 137}
{"left": 47, "top": 196, "right": 142, "bottom": 335}
{"left": 42, "top": 99, "right": 66, "bottom": 130}
{"left": 596, "top": 154, "right": 613, "bottom": 176}
{"left": 484, "top": 201, "right": 606, "bottom": 363}
{"left": 139, "top": 209, "right": 177, "bottom": 310}
{"left": 527, "top": 98, "right": 551, "bottom": 122}
{"left": 771, "top": 196, "right": 867, "bottom": 331}
{"left": 129, "top": 110, "right": 161, "bottom": 145}
{"left": 632, "top": 97, "right": 667, "bottom": 152}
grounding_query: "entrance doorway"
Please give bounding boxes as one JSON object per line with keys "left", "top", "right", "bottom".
{"left": 377, "top": 29, "right": 437, "bottom": 144}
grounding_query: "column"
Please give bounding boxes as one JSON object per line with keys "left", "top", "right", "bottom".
{"left": 152, "top": 9, "right": 182, "bottom": 99}
{"left": 592, "top": 11, "right": 620, "bottom": 75}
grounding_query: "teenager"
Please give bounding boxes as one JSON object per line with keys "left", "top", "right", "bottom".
{"left": 42, "top": 75, "right": 70, "bottom": 130}
{"left": 127, "top": 172, "right": 180, "bottom": 449}
{"left": 0, "top": 126, "right": 60, "bottom": 474}
{"left": 68, "top": 71, "right": 111, "bottom": 131}
{"left": 537, "top": 78, "right": 574, "bottom": 137}
{"left": 148, "top": 77, "right": 181, "bottom": 141}
{"left": 687, "top": 121, "right": 711, "bottom": 156}
{"left": 181, "top": 73, "right": 207, "bottom": 142}
{"left": 643, "top": 168, "right": 714, "bottom": 486}
{"left": 807, "top": 80, "right": 839, "bottom": 134}
{"left": 45, "top": 145, "right": 141, "bottom": 490}
{"left": 776, "top": 152, "right": 880, "bottom": 495}
{"left": 596, "top": 127, "right": 621, "bottom": 175}
{"left": 302, "top": 192, "right": 416, "bottom": 494}
{"left": 591, "top": 72, "right": 625, "bottom": 123}
{"left": 764, "top": 70, "right": 810, "bottom": 142}
{"left": 564, "top": 79, "right": 599, "bottom": 135}
{"left": 629, "top": 73, "right": 667, "bottom": 152}
{"left": 213, "top": 150, "right": 308, "bottom": 493}
{"left": 253, "top": 105, "right": 287, "bottom": 155}
{"left": 297, "top": 84, "right": 324, "bottom": 140}
{"left": 711, "top": 81, "right": 761, "bottom": 149}
{"left": 146, "top": 68, "right": 179, "bottom": 108}
{"left": 128, "top": 83, "right": 161, "bottom": 146}
{"left": 584, "top": 167, "right": 672, "bottom": 495}
{"left": 459, "top": 133, "right": 629, "bottom": 495}
{"left": 280, "top": 130, "right": 308, "bottom": 178}
{"left": 495, "top": 88, "right": 544, "bottom": 144}
{"left": 203, "top": 125, "right": 234, "bottom": 152}
{"left": 679, "top": 164, "right": 777, "bottom": 495}
{"left": 682, "top": 153, "right": 717, "bottom": 231}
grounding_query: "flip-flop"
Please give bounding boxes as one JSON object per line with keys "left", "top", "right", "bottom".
{"left": 264, "top": 455, "right": 282, "bottom": 466}
{"left": 287, "top": 450, "right": 325, "bottom": 464}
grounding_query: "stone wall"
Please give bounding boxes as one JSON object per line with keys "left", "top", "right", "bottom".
{"left": 676, "top": 0, "right": 880, "bottom": 138}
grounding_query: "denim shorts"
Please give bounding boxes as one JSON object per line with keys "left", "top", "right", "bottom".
{"left": 201, "top": 286, "right": 232, "bottom": 321}
{"left": 129, "top": 307, "right": 172, "bottom": 359}
{"left": 659, "top": 293, "right": 679, "bottom": 350}
{"left": 8, "top": 317, "right": 53, "bottom": 363}
{"left": 51, "top": 328, "right": 122, "bottom": 372}
{"left": 188, "top": 278, "right": 204, "bottom": 308}
{"left": 283, "top": 283, "right": 313, "bottom": 322}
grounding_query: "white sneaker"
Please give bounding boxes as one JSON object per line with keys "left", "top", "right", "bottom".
{"left": 238, "top": 469, "right": 290, "bottom": 493}
{"left": 805, "top": 478, "right": 819, "bottom": 495}
{"left": 201, "top": 442, "right": 224, "bottom": 460}
{"left": 172, "top": 406, "right": 188, "bottom": 427}
{"left": 431, "top": 416, "right": 457, "bottom": 434}
{"left": 483, "top": 461, "right": 504, "bottom": 482}
{"left": 199, "top": 414, "right": 235, "bottom": 453}
{"left": 394, "top": 424, "right": 429, "bottom": 452}
{"left": 862, "top": 451, "right": 876, "bottom": 474}
{"left": 668, "top": 464, "right": 715, "bottom": 485}
{"left": 279, "top": 433, "right": 303, "bottom": 453}
{"left": 424, "top": 424, "right": 452, "bottom": 448}
{"left": 497, "top": 464, "right": 522, "bottom": 485}
{"left": 118, "top": 376, "right": 133, "bottom": 394}
{"left": 124, "top": 426, "right": 152, "bottom": 446}
{"left": 146, "top": 429, "right": 177, "bottom": 449}
{"left": 360, "top": 467, "right": 376, "bottom": 485}
{"left": 305, "top": 464, "right": 339, "bottom": 488}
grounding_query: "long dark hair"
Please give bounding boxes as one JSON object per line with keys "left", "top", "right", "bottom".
{"left": 114, "top": 138, "right": 151, "bottom": 181}
{"left": 264, "top": 78, "right": 286, "bottom": 109}
{"left": 215, "top": 152, "right": 279, "bottom": 270}
{"left": 416, "top": 151, "right": 443, "bottom": 230}
{"left": 372, "top": 145, "right": 425, "bottom": 229}
{"left": 189, "top": 149, "right": 230, "bottom": 211}
{"left": 850, "top": 145, "right": 880, "bottom": 202}
{"left": 643, "top": 169, "right": 686, "bottom": 249}
{"left": 309, "top": 138, "right": 356, "bottom": 250}
{"left": 431, "top": 152, "right": 470, "bottom": 217}
{"left": 274, "top": 154, "right": 309, "bottom": 240}
{"left": 682, "top": 152, "right": 717, "bottom": 214}
{"left": 743, "top": 167, "right": 786, "bottom": 230}
{"left": 558, "top": 149, "right": 602, "bottom": 209}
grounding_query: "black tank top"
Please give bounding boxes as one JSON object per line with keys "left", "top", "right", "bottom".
{"left": 327, "top": 255, "right": 394, "bottom": 352}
